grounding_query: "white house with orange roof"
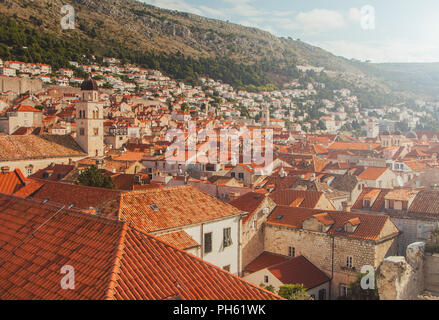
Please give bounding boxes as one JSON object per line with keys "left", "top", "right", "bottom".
{"left": 356, "top": 167, "right": 398, "bottom": 188}
{"left": 0, "top": 105, "right": 43, "bottom": 134}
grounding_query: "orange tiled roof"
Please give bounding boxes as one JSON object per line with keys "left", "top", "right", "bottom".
{"left": 357, "top": 167, "right": 388, "bottom": 180}
{"left": 267, "top": 255, "right": 330, "bottom": 290}
{"left": 409, "top": 190, "right": 439, "bottom": 217}
{"left": 267, "top": 206, "right": 392, "bottom": 241}
{"left": 30, "top": 164, "right": 75, "bottom": 181}
{"left": 403, "top": 160, "right": 429, "bottom": 171}
{"left": 117, "top": 186, "right": 243, "bottom": 233}
{"left": 269, "top": 189, "right": 323, "bottom": 208}
{"left": 312, "top": 213, "right": 335, "bottom": 226}
{"left": 328, "top": 142, "right": 380, "bottom": 151}
{"left": 230, "top": 192, "right": 267, "bottom": 224}
{"left": 352, "top": 188, "right": 391, "bottom": 212}
{"left": 24, "top": 181, "right": 245, "bottom": 234}
{"left": 0, "top": 135, "right": 86, "bottom": 161}
{"left": 113, "top": 152, "right": 146, "bottom": 162}
{"left": 245, "top": 252, "right": 289, "bottom": 273}
{"left": 156, "top": 231, "right": 199, "bottom": 250}
{"left": 0, "top": 169, "right": 27, "bottom": 194}
{"left": 27, "top": 180, "right": 122, "bottom": 211}
{"left": 7, "top": 105, "right": 41, "bottom": 113}
{"left": 0, "top": 194, "right": 280, "bottom": 300}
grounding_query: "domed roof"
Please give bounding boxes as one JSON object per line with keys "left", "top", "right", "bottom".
{"left": 81, "top": 77, "right": 99, "bottom": 91}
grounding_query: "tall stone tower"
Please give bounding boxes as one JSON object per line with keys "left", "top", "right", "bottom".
{"left": 262, "top": 103, "right": 270, "bottom": 127}
{"left": 76, "top": 78, "right": 104, "bottom": 157}
{"left": 367, "top": 119, "right": 379, "bottom": 139}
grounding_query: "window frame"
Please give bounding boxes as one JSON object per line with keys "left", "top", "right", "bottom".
{"left": 288, "top": 246, "right": 295, "bottom": 257}
{"left": 223, "top": 227, "right": 232, "bottom": 248}
{"left": 346, "top": 256, "right": 353, "bottom": 269}
{"left": 204, "top": 232, "right": 213, "bottom": 254}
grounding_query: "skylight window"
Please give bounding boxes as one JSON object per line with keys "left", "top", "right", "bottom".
{"left": 150, "top": 204, "right": 159, "bottom": 211}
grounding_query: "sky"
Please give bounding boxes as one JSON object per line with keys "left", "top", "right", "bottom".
{"left": 139, "top": 0, "right": 439, "bottom": 63}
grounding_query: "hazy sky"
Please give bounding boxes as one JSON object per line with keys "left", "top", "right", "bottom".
{"left": 139, "top": 0, "right": 439, "bottom": 63}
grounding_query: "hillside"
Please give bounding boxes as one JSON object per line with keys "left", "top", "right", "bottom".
{"left": 0, "top": 0, "right": 437, "bottom": 99}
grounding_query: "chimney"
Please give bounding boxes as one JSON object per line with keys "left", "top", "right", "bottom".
{"left": 342, "top": 201, "right": 352, "bottom": 212}
{"left": 1, "top": 166, "right": 10, "bottom": 174}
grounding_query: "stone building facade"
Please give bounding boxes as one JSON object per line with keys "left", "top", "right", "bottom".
{"left": 264, "top": 207, "right": 400, "bottom": 299}
{"left": 240, "top": 196, "right": 277, "bottom": 268}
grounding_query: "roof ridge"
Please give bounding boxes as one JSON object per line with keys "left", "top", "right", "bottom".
{"left": 104, "top": 222, "right": 128, "bottom": 300}
{"left": 120, "top": 185, "right": 191, "bottom": 196}
{"left": 32, "top": 178, "right": 123, "bottom": 193}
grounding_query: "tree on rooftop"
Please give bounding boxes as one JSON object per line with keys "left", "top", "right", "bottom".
{"left": 277, "top": 284, "right": 312, "bottom": 300}
{"left": 77, "top": 165, "right": 115, "bottom": 189}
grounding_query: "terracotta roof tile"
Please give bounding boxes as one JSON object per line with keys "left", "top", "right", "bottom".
{"left": 409, "top": 190, "right": 439, "bottom": 217}
{"left": 0, "top": 169, "right": 27, "bottom": 194}
{"left": 118, "top": 186, "right": 243, "bottom": 233}
{"left": 0, "top": 194, "right": 281, "bottom": 300}
{"left": 352, "top": 188, "right": 391, "bottom": 212}
{"left": 245, "top": 252, "right": 289, "bottom": 273}
{"left": 267, "top": 256, "right": 330, "bottom": 290}
{"left": 312, "top": 213, "right": 335, "bottom": 226}
{"left": 328, "top": 142, "right": 380, "bottom": 151}
{"left": 156, "top": 231, "right": 199, "bottom": 250}
{"left": 230, "top": 192, "right": 266, "bottom": 224}
{"left": 0, "top": 135, "right": 86, "bottom": 161}
{"left": 28, "top": 180, "right": 122, "bottom": 212}
{"left": 267, "top": 206, "right": 392, "bottom": 241}
{"left": 357, "top": 167, "right": 388, "bottom": 180}
{"left": 269, "top": 189, "right": 322, "bottom": 208}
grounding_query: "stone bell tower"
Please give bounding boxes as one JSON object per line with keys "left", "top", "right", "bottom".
{"left": 76, "top": 78, "right": 104, "bottom": 157}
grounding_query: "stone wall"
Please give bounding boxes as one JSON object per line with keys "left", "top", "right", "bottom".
{"left": 264, "top": 224, "right": 390, "bottom": 298}
{"left": 424, "top": 254, "right": 439, "bottom": 294}
{"left": 0, "top": 77, "right": 42, "bottom": 94}
{"left": 390, "top": 216, "right": 437, "bottom": 256}
{"left": 377, "top": 242, "right": 425, "bottom": 300}
{"left": 241, "top": 197, "right": 276, "bottom": 268}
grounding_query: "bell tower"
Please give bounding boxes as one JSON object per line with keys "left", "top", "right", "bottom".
{"left": 262, "top": 103, "right": 270, "bottom": 126}
{"left": 76, "top": 78, "right": 104, "bottom": 157}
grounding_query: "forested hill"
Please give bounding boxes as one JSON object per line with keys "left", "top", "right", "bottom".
{"left": 0, "top": 0, "right": 437, "bottom": 99}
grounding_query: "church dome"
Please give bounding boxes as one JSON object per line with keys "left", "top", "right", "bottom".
{"left": 81, "top": 78, "right": 99, "bottom": 91}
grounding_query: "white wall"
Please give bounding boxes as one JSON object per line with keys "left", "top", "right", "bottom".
{"left": 183, "top": 215, "right": 242, "bottom": 275}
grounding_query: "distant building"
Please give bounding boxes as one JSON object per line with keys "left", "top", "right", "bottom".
{"left": 367, "top": 119, "right": 379, "bottom": 138}
{"left": 0, "top": 105, "right": 43, "bottom": 135}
